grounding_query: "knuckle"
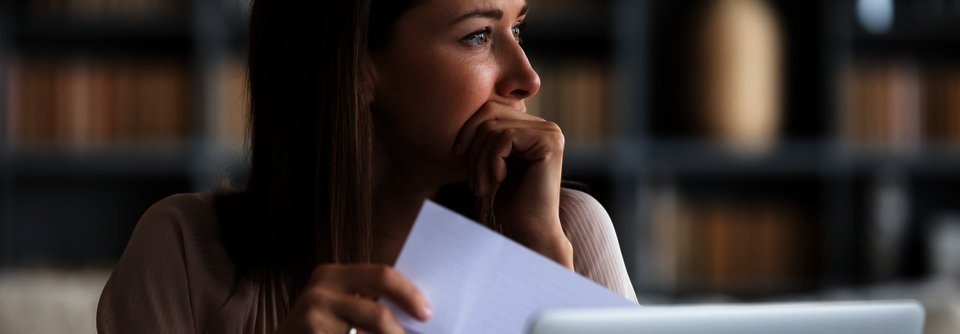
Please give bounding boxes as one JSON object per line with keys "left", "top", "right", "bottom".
{"left": 301, "top": 287, "right": 331, "bottom": 308}
{"left": 373, "top": 306, "right": 394, "bottom": 330}
{"left": 552, "top": 130, "right": 564, "bottom": 142}
{"left": 311, "top": 264, "right": 332, "bottom": 282}
{"left": 306, "top": 307, "right": 326, "bottom": 323}
{"left": 479, "top": 120, "right": 497, "bottom": 132}
{"left": 376, "top": 266, "right": 396, "bottom": 284}
{"left": 546, "top": 125, "right": 565, "bottom": 144}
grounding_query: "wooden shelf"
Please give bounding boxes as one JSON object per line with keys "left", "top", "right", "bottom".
{"left": 521, "top": 1, "right": 613, "bottom": 57}
{"left": 563, "top": 137, "right": 960, "bottom": 178}
{"left": 13, "top": 19, "right": 193, "bottom": 55}
{"left": 1, "top": 140, "right": 194, "bottom": 176}
{"left": 0, "top": 0, "right": 956, "bottom": 293}
{"left": 852, "top": 2, "right": 960, "bottom": 43}
{"left": 846, "top": 2, "right": 960, "bottom": 58}
{"left": 642, "top": 140, "right": 826, "bottom": 176}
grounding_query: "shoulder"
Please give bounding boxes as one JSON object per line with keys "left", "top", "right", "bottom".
{"left": 559, "top": 188, "right": 603, "bottom": 208}
{"left": 141, "top": 193, "right": 218, "bottom": 229}
{"left": 122, "top": 193, "right": 220, "bottom": 262}
{"left": 98, "top": 193, "right": 233, "bottom": 334}
{"left": 557, "top": 188, "right": 639, "bottom": 303}
{"left": 558, "top": 188, "right": 614, "bottom": 247}
{"left": 558, "top": 188, "right": 610, "bottom": 227}
{"left": 126, "top": 193, "right": 223, "bottom": 263}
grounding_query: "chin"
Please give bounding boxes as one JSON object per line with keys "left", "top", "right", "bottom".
{"left": 431, "top": 156, "right": 470, "bottom": 185}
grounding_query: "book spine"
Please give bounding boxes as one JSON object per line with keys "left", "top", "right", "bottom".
{"left": 9, "top": 58, "right": 192, "bottom": 147}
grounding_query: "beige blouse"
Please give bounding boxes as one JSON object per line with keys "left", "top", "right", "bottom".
{"left": 96, "top": 189, "right": 638, "bottom": 334}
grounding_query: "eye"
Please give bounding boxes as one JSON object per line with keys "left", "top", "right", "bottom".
{"left": 464, "top": 27, "right": 492, "bottom": 46}
{"left": 512, "top": 21, "right": 527, "bottom": 42}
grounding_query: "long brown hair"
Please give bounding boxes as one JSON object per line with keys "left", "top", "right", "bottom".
{"left": 214, "top": 0, "right": 499, "bottom": 304}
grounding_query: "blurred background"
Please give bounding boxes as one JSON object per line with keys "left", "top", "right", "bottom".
{"left": 1, "top": 0, "right": 960, "bottom": 333}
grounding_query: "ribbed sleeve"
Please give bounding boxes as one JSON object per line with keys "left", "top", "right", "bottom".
{"left": 560, "top": 189, "right": 639, "bottom": 304}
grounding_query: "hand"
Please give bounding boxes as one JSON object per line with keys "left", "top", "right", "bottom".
{"left": 274, "top": 264, "right": 431, "bottom": 334}
{"left": 452, "top": 102, "right": 573, "bottom": 269}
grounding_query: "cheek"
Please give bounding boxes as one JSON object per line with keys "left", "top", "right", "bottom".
{"left": 375, "top": 53, "right": 496, "bottom": 159}
{"left": 435, "top": 62, "right": 496, "bottom": 133}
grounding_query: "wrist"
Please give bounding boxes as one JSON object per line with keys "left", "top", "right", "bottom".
{"left": 505, "top": 221, "right": 574, "bottom": 270}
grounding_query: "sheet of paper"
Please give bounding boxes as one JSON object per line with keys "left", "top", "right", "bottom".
{"left": 381, "top": 200, "right": 638, "bottom": 334}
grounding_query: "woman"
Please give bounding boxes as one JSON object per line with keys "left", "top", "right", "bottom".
{"left": 97, "top": 0, "right": 637, "bottom": 333}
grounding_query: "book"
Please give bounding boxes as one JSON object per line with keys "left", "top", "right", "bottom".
{"left": 208, "top": 57, "right": 249, "bottom": 144}
{"left": 923, "top": 64, "right": 960, "bottom": 148}
{"left": 839, "top": 61, "right": 922, "bottom": 153}
{"left": 7, "top": 57, "right": 193, "bottom": 149}
{"left": 525, "top": 58, "right": 612, "bottom": 142}
{"left": 648, "top": 190, "right": 813, "bottom": 295}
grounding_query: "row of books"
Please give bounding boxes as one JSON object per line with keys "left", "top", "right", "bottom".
{"left": 205, "top": 57, "right": 614, "bottom": 144}
{"left": 26, "top": 0, "right": 188, "bottom": 21}
{"left": 525, "top": 59, "right": 613, "bottom": 142}
{"left": 6, "top": 57, "right": 193, "bottom": 147}
{"left": 648, "top": 187, "right": 815, "bottom": 295}
{"left": 19, "top": 56, "right": 960, "bottom": 155}
{"left": 839, "top": 61, "right": 960, "bottom": 152}
{"left": 207, "top": 57, "right": 249, "bottom": 143}
{"left": 0, "top": 56, "right": 619, "bottom": 150}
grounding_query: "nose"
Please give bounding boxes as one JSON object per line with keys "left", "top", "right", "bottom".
{"left": 494, "top": 36, "right": 540, "bottom": 102}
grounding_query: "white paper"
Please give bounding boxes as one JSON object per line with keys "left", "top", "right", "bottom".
{"left": 380, "top": 200, "right": 638, "bottom": 334}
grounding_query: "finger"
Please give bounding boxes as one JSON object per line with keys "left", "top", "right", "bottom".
{"left": 499, "top": 121, "right": 565, "bottom": 161}
{"left": 475, "top": 127, "right": 511, "bottom": 196}
{"left": 453, "top": 103, "right": 542, "bottom": 156}
{"left": 330, "top": 294, "right": 405, "bottom": 334}
{"left": 296, "top": 289, "right": 380, "bottom": 334}
{"left": 453, "top": 105, "right": 495, "bottom": 157}
{"left": 315, "top": 265, "right": 431, "bottom": 322}
{"left": 468, "top": 121, "right": 499, "bottom": 196}
{"left": 465, "top": 123, "right": 490, "bottom": 193}
{"left": 305, "top": 307, "right": 355, "bottom": 334}
{"left": 487, "top": 127, "right": 554, "bottom": 192}
{"left": 467, "top": 120, "right": 563, "bottom": 196}
{"left": 488, "top": 129, "right": 516, "bottom": 186}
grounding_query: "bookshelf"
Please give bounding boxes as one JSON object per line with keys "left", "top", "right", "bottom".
{"left": 627, "top": 0, "right": 960, "bottom": 298}
{"left": 0, "top": 0, "right": 247, "bottom": 265}
{"left": 2, "top": 0, "right": 958, "bottom": 301}
{"left": 529, "top": 0, "right": 960, "bottom": 299}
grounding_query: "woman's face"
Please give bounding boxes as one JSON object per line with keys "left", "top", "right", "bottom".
{"left": 370, "top": 0, "right": 539, "bottom": 183}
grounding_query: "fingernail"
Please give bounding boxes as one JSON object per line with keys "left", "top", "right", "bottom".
{"left": 421, "top": 306, "right": 432, "bottom": 320}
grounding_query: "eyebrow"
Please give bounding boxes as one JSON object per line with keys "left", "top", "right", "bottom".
{"left": 450, "top": 5, "right": 528, "bottom": 25}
